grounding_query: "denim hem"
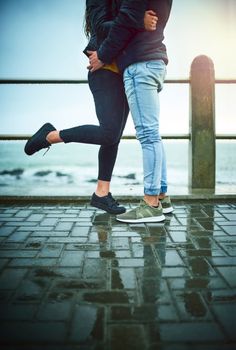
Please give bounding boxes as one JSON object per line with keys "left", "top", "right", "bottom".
{"left": 160, "top": 186, "right": 168, "bottom": 194}
{"left": 144, "top": 189, "right": 160, "bottom": 196}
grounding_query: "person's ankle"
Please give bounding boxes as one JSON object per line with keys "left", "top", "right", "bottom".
{"left": 95, "top": 190, "right": 109, "bottom": 197}
{"left": 159, "top": 193, "right": 167, "bottom": 200}
{"left": 96, "top": 180, "right": 110, "bottom": 198}
{"left": 144, "top": 195, "right": 159, "bottom": 207}
{"left": 46, "top": 130, "right": 62, "bottom": 144}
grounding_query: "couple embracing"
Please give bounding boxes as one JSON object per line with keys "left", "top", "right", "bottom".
{"left": 24, "top": 0, "right": 174, "bottom": 223}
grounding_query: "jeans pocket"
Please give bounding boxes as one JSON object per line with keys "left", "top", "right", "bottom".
{"left": 146, "top": 60, "right": 167, "bottom": 91}
{"left": 146, "top": 60, "right": 166, "bottom": 69}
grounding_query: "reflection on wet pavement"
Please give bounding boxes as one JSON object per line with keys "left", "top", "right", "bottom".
{"left": 0, "top": 201, "right": 235, "bottom": 349}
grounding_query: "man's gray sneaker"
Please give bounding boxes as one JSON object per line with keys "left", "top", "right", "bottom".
{"left": 160, "top": 196, "right": 174, "bottom": 214}
{"left": 116, "top": 199, "right": 165, "bottom": 223}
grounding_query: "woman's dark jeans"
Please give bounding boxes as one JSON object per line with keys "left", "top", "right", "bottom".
{"left": 60, "top": 69, "right": 129, "bottom": 181}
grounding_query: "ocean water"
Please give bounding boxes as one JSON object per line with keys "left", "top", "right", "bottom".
{"left": 0, "top": 140, "right": 235, "bottom": 196}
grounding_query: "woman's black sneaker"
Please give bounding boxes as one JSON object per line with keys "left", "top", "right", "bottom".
{"left": 24, "top": 123, "right": 56, "bottom": 155}
{"left": 90, "top": 192, "right": 126, "bottom": 214}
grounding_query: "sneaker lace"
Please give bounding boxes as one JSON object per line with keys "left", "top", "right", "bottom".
{"left": 43, "top": 146, "right": 50, "bottom": 156}
{"left": 107, "top": 193, "right": 119, "bottom": 208}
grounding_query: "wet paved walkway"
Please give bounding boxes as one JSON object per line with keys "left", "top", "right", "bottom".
{"left": 0, "top": 200, "right": 235, "bottom": 350}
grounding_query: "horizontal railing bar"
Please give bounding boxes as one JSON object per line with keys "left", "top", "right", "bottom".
{"left": 0, "top": 79, "right": 89, "bottom": 84}
{"left": 0, "top": 134, "right": 190, "bottom": 141}
{"left": 215, "top": 79, "right": 236, "bottom": 84}
{"left": 0, "top": 134, "right": 236, "bottom": 141}
{"left": 0, "top": 79, "right": 236, "bottom": 84}
{"left": 0, "top": 79, "right": 190, "bottom": 84}
{"left": 215, "top": 134, "right": 236, "bottom": 140}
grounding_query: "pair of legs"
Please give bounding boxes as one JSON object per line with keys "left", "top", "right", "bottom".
{"left": 47, "top": 69, "right": 129, "bottom": 197}
{"left": 123, "top": 59, "right": 168, "bottom": 207}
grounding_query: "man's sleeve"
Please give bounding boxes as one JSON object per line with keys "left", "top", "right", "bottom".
{"left": 84, "top": 1, "right": 112, "bottom": 57}
{"left": 98, "top": 0, "right": 148, "bottom": 64}
{"left": 88, "top": 0, "right": 113, "bottom": 39}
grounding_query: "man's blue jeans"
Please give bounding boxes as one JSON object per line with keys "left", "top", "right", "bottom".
{"left": 123, "top": 60, "right": 168, "bottom": 195}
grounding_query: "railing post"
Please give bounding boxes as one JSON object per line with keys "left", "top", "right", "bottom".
{"left": 189, "top": 55, "right": 216, "bottom": 192}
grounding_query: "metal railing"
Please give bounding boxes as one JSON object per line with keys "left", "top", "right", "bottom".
{"left": 0, "top": 55, "right": 236, "bottom": 192}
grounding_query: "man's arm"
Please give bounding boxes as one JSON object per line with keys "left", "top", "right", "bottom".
{"left": 87, "top": 0, "right": 113, "bottom": 40}
{"left": 97, "top": 0, "right": 148, "bottom": 64}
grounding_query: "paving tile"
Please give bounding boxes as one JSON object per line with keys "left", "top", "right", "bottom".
{"left": 59, "top": 251, "right": 84, "bottom": 267}
{"left": 168, "top": 230, "right": 190, "bottom": 242}
{"left": 40, "top": 218, "right": 58, "bottom": 226}
{"left": 0, "top": 322, "right": 67, "bottom": 343}
{"left": 210, "top": 257, "right": 236, "bottom": 271}
{"left": 83, "top": 258, "right": 108, "bottom": 279}
{"left": 71, "top": 226, "right": 90, "bottom": 236}
{"left": 0, "top": 217, "right": 24, "bottom": 222}
{"left": 38, "top": 243, "right": 63, "bottom": 258}
{"left": 36, "top": 300, "right": 71, "bottom": 321}
{"left": 31, "top": 230, "right": 69, "bottom": 237}
{"left": 109, "top": 325, "right": 146, "bottom": 350}
{"left": 0, "top": 304, "right": 37, "bottom": 320}
{"left": 0, "top": 226, "right": 16, "bottom": 236}
{"left": 0, "top": 213, "right": 14, "bottom": 218}
{"left": 69, "top": 304, "right": 104, "bottom": 343}
{"left": 221, "top": 226, "right": 236, "bottom": 235}
{"left": 6, "top": 231, "right": 30, "bottom": 242}
{"left": 212, "top": 303, "right": 236, "bottom": 340}
{"left": 162, "top": 267, "right": 190, "bottom": 278}
{"left": 27, "top": 214, "right": 45, "bottom": 222}
{"left": 158, "top": 304, "right": 179, "bottom": 321}
{"left": 5, "top": 221, "right": 38, "bottom": 227}
{"left": 18, "top": 226, "right": 53, "bottom": 232}
{"left": 55, "top": 221, "right": 73, "bottom": 231}
{"left": 24, "top": 237, "right": 47, "bottom": 249}
{"left": 15, "top": 210, "right": 32, "bottom": 218}
{"left": 216, "top": 266, "right": 236, "bottom": 287}
{"left": 9, "top": 258, "right": 58, "bottom": 267}
{"left": 208, "top": 288, "right": 236, "bottom": 302}
{"left": 112, "top": 237, "right": 130, "bottom": 250}
{"left": 0, "top": 268, "right": 27, "bottom": 289}
{"left": 218, "top": 242, "right": 236, "bottom": 256}
{"left": 173, "top": 290, "right": 212, "bottom": 320}
{"left": 0, "top": 250, "right": 37, "bottom": 258}
{"left": 162, "top": 249, "right": 185, "bottom": 266}
{"left": 112, "top": 268, "right": 136, "bottom": 290}
{"left": 116, "top": 258, "right": 145, "bottom": 267}
{"left": 48, "top": 237, "right": 87, "bottom": 243}
{"left": 83, "top": 291, "right": 129, "bottom": 304}
{"left": 159, "top": 322, "right": 225, "bottom": 342}
{"left": 0, "top": 258, "right": 9, "bottom": 270}
{"left": 13, "top": 278, "right": 50, "bottom": 302}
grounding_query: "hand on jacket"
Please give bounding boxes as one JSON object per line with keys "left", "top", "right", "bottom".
{"left": 144, "top": 10, "right": 158, "bottom": 31}
{"left": 87, "top": 50, "right": 104, "bottom": 72}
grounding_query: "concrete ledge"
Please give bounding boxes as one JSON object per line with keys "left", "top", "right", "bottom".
{"left": 0, "top": 194, "right": 236, "bottom": 204}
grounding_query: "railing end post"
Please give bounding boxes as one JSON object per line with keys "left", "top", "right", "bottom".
{"left": 189, "top": 55, "right": 216, "bottom": 191}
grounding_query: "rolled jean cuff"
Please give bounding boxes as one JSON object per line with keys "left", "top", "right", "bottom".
{"left": 144, "top": 188, "right": 160, "bottom": 196}
{"left": 160, "top": 186, "right": 168, "bottom": 194}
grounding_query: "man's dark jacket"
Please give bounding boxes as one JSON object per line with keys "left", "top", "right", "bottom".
{"left": 85, "top": 0, "right": 172, "bottom": 72}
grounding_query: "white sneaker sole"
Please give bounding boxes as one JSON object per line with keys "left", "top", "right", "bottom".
{"left": 116, "top": 214, "right": 165, "bottom": 223}
{"left": 163, "top": 207, "right": 174, "bottom": 214}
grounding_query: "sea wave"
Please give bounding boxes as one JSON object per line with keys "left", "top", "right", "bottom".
{"left": 0, "top": 140, "right": 235, "bottom": 196}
